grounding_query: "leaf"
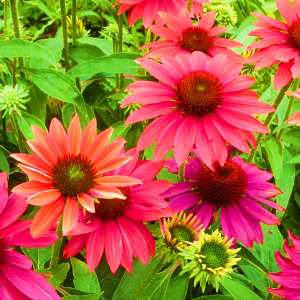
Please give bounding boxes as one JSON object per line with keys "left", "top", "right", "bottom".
{"left": 69, "top": 44, "right": 105, "bottom": 64}
{"left": 109, "top": 121, "right": 132, "bottom": 142}
{"left": 282, "top": 127, "right": 300, "bottom": 145}
{"left": 220, "top": 277, "right": 264, "bottom": 300}
{"left": 92, "top": 0, "right": 118, "bottom": 22}
{"left": 21, "top": 245, "right": 53, "bottom": 269}
{"left": 192, "top": 296, "right": 234, "bottom": 300}
{"left": 70, "top": 257, "right": 101, "bottom": 294}
{"left": 37, "top": 263, "right": 70, "bottom": 288}
{"left": 62, "top": 293, "right": 103, "bottom": 300}
{"left": 0, "top": 148, "right": 10, "bottom": 174}
{"left": 0, "top": 39, "right": 56, "bottom": 65}
{"left": 77, "top": 37, "right": 113, "bottom": 55}
{"left": 16, "top": 111, "right": 48, "bottom": 140}
{"left": 165, "top": 274, "right": 189, "bottom": 300}
{"left": 67, "top": 53, "right": 142, "bottom": 79}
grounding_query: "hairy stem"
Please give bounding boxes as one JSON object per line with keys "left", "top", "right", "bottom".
{"left": 187, "top": 0, "right": 193, "bottom": 11}
{"left": 60, "top": 0, "right": 70, "bottom": 71}
{"left": 118, "top": 13, "right": 125, "bottom": 89}
{"left": 50, "top": 216, "right": 63, "bottom": 267}
{"left": 4, "top": 0, "right": 8, "bottom": 38}
{"left": 178, "top": 163, "right": 185, "bottom": 182}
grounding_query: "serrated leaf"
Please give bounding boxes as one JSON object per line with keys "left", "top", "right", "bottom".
{"left": 0, "top": 39, "right": 56, "bottom": 65}
{"left": 70, "top": 257, "right": 101, "bottom": 294}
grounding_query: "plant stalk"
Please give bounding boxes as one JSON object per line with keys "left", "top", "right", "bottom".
{"left": 59, "top": 0, "right": 70, "bottom": 71}
{"left": 118, "top": 13, "right": 124, "bottom": 89}
{"left": 187, "top": 0, "right": 193, "bottom": 11}
{"left": 50, "top": 215, "right": 63, "bottom": 267}
{"left": 178, "top": 163, "right": 185, "bottom": 182}
{"left": 4, "top": 0, "right": 8, "bottom": 38}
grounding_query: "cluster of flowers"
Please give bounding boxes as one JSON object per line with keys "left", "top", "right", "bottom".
{"left": 3, "top": 0, "right": 300, "bottom": 299}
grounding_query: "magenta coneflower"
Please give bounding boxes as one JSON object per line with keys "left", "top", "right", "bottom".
{"left": 268, "top": 231, "right": 300, "bottom": 299}
{"left": 117, "top": 0, "right": 209, "bottom": 28}
{"left": 248, "top": 0, "right": 300, "bottom": 90}
{"left": 285, "top": 90, "right": 300, "bottom": 125}
{"left": 0, "top": 172, "right": 60, "bottom": 299}
{"left": 63, "top": 148, "right": 173, "bottom": 274}
{"left": 141, "top": 8, "right": 244, "bottom": 62}
{"left": 11, "top": 115, "right": 142, "bottom": 238}
{"left": 162, "top": 151, "right": 284, "bottom": 248}
{"left": 121, "top": 52, "right": 274, "bottom": 169}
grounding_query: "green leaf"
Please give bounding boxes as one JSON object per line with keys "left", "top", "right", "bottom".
{"left": 70, "top": 257, "right": 101, "bottom": 294}
{"left": 67, "top": 53, "right": 141, "bottom": 79}
{"left": 165, "top": 274, "right": 189, "bottom": 300}
{"left": 16, "top": 111, "right": 48, "bottom": 141}
{"left": 282, "top": 127, "right": 300, "bottom": 145}
{"left": 69, "top": 44, "right": 105, "bottom": 64}
{"left": 0, "top": 39, "right": 56, "bottom": 65}
{"left": 0, "top": 148, "right": 10, "bottom": 174}
{"left": 37, "top": 263, "right": 70, "bottom": 288}
{"left": 192, "top": 295, "right": 234, "bottom": 300}
{"left": 220, "top": 277, "right": 264, "bottom": 300}
{"left": 77, "top": 37, "right": 113, "bottom": 55}
{"left": 109, "top": 121, "right": 132, "bottom": 142}
{"left": 20, "top": 67, "right": 89, "bottom": 127}
{"left": 62, "top": 293, "right": 103, "bottom": 300}
{"left": 92, "top": 0, "right": 118, "bottom": 22}
{"left": 21, "top": 245, "right": 53, "bottom": 269}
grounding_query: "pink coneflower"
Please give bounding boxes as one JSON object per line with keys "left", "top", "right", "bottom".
{"left": 162, "top": 151, "right": 284, "bottom": 248}
{"left": 268, "top": 231, "right": 300, "bottom": 299}
{"left": 248, "top": 0, "right": 300, "bottom": 90}
{"left": 285, "top": 90, "right": 300, "bottom": 125}
{"left": 0, "top": 172, "right": 60, "bottom": 299}
{"left": 141, "top": 8, "right": 244, "bottom": 62}
{"left": 117, "top": 0, "right": 209, "bottom": 28}
{"left": 63, "top": 148, "right": 173, "bottom": 274}
{"left": 11, "top": 115, "right": 142, "bottom": 238}
{"left": 121, "top": 52, "right": 274, "bottom": 169}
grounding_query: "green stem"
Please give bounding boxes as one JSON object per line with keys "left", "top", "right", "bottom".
{"left": 187, "top": 0, "right": 193, "bottom": 11}
{"left": 9, "top": 0, "right": 24, "bottom": 67}
{"left": 4, "top": 0, "right": 8, "bottom": 38}
{"left": 244, "top": 0, "right": 251, "bottom": 15}
{"left": 10, "top": 113, "right": 26, "bottom": 152}
{"left": 11, "top": 57, "right": 17, "bottom": 87}
{"left": 248, "top": 81, "right": 293, "bottom": 163}
{"left": 118, "top": 13, "right": 124, "bottom": 89}
{"left": 129, "top": 255, "right": 166, "bottom": 300}
{"left": 59, "top": 0, "right": 70, "bottom": 71}
{"left": 50, "top": 216, "right": 63, "bottom": 267}
{"left": 178, "top": 163, "right": 185, "bottom": 182}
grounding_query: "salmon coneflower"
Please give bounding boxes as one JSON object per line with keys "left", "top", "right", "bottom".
{"left": 163, "top": 151, "right": 284, "bottom": 248}
{"left": 121, "top": 52, "right": 274, "bottom": 169}
{"left": 285, "top": 90, "right": 300, "bottom": 125}
{"left": 248, "top": 0, "right": 300, "bottom": 90}
{"left": 141, "top": 8, "right": 244, "bottom": 62}
{"left": 11, "top": 115, "right": 142, "bottom": 238}
{"left": 63, "top": 148, "right": 173, "bottom": 274}
{"left": 0, "top": 172, "right": 60, "bottom": 300}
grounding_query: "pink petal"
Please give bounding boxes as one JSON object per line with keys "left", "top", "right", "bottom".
{"left": 78, "top": 193, "right": 95, "bottom": 213}
{"left": 169, "top": 192, "right": 199, "bottom": 211}
{"left": 89, "top": 185, "right": 126, "bottom": 199}
{"left": 17, "top": 164, "right": 53, "bottom": 183}
{"left": 291, "top": 56, "right": 300, "bottom": 78}
{"left": 11, "top": 181, "right": 54, "bottom": 197}
{"left": 63, "top": 196, "right": 79, "bottom": 235}
{"left": 49, "top": 118, "right": 68, "bottom": 155}
{"left": 130, "top": 160, "right": 164, "bottom": 183}
{"left": 0, "top": 172, "right": 8, "bottom": 215}
{"left": 26, "top": 189, "right": 61, "bottom": 206}
{"left": 95, "top": 175, "right": 142, "bottom": 187}
{"left": 198, "top": 11, "right": 216, "bottom": 30}
{"left": 79, "top": 119, "right": 96, "bottom": 154}
{"left": 63, "top": 235, "right": 88, "bottom": 258}
{"left": 67, "top": 115, "right": 82, "bottom": 155}
{"left": 274, "top": 61, "right": 294, "bottom": 90}
{"left": 276, "top": 0, "right": 298, "bottom": 23}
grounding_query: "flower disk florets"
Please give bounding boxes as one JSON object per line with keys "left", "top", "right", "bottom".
{"left": 176, "top": 71, "right": 223, "bottom": 117}
{"left": 53, "top": 154, "right": 96, "bottom": 197}
{"left": 288, "top": 20, "right": 300, "bottom": 49}
{"left": 179, "top": 229, "right": 241, "bottom": 292}
{"left": 196, "top": 161, "right": 247, "bottom": 206}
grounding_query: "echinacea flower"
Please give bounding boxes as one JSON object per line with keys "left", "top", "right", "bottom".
{"left": 117, "top": 0, "right": 209, "bottom": 28}
{"left": 179, "top": 229, "right": 241, "bottom": 292}
{"left": 163, "top": 151, "right": 284, "bottom": 248}
{"left": 267, "top": 231, "right": 300, "bottom": 300}
{"left": 285, "top": 90, "right": 300, "bottom": 125}
{"left": 121, "top": 52, "right": 274, "bottom": 169}
{"left": 248, "top": 0, "right": 300, "bottom": 90}
{"left": 63, "top": 148, "right": 173, "bottom": 274}
{"left": 0, "top": 172, "right": 60, "bottom": 300}
{"left": 11, "top": 115, "right": 142, "bottom": 238}
{"left": 141, "top": 8, "right": 244, "bottom": 62}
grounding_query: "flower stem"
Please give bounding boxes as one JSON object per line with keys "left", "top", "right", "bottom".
{"left": 178, "top": 163, "right": 185, "bottom": 182}
{"left": 118, "top": 13, "right": 124, "bottom": 89}
{"left": 248, "top": 81, "right": 293, "bottom": 163}
{"left": 244, "top": 0, "right": 251, "bottom": 15}
{"left": 59, "top": 0, "right": 70, "bottom": 71}
{"left": 50, "top": 216, "right": 63, "bottom": 267}
{"left": 4, "top": 0, "right": 8, "bottom": 38}
{"left": 187, "top": 0, "right": 193, "bottom": 11}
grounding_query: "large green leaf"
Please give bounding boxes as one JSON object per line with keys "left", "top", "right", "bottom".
{"left": 70, "top": 257, "right": 101, "bottom": 294}
{"left": 69, "top": 44, "right": 105, "bottom": 64}
{"left": 92, "top": 0, "right": 118, "bottom": 22}
{"left": 37, "top": 263, "right": 70, "bottom": 288}
{"left": 0, "top": 39, "right": 56, "bottom": 65}
{"left": 21, "top": 245, "right": 53, "bottom": 269}
{"left": 77, "top": 37, "right": 113, "bottom": 55}
{"left": 192, "top": 296, "right": 234, "bottom": 300}
{"left": 67, "top": 53, "right": 141, "bottom": 79}
{"left": 165, "top": 274, "right": 189, "bottom": 300}
{"left": 0, "top": 148, "right": 10, "bottom": 174}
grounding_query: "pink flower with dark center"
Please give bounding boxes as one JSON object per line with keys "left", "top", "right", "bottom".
{"left": 117, "top": 0, "right": 209, "bottom": 28}
{"left": 0, "top": 172, "right": 60, "bottom": 300}
{"left": 11, "top": 115, "right": 142, "bottom": 238}
{"left": 268, "top": 231, "right": 300, "bottom": 300}
{"left": 141, "top": 8, "right": 244, "bottom": 62}
{"left": 63, "top": 148, "right": 173, "bottom": 274}
{"left": 121, "top": 52, "right": 274, "bottom": 169}
{"left": 248, "top": 0, "right": 300, "bottom": 90}
{"left": 285, "top": 90, "right": 300, "bottom": 125}
{"left": 162, "top": 151, "right": 284, "bottom": 248}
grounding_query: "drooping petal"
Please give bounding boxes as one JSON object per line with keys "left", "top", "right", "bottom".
{"left": 63, "top": 196, "right": 79, "bottom": 235}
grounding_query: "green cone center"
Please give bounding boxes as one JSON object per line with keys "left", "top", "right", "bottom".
{"left": 201, "top": 242, "right": 227, "bottom": 269}
{"left": 289, "top": 20, "right": 300, "bottom": 49}
{"left": 170, "top": 226, "right": 194, "bottom": 244}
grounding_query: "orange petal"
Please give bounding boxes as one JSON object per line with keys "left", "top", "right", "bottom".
{"left": 31, "top": 197, "right": 65, "bottom": 238}
{"left": 95, "top": 175, "right": 142, "bottom": 187}
{"left": 79, "top": 119, "right": 96, "bottom": 154}
{"left": 26, "top": 189, "right": 62, "bottom": 206}
{"left": 85, "top": 128, "right": 113, "bottom": 160}
{"left": 89, "top": 185, "right": 126, "bottom": 199}
{"left": 12, "top": 181, "right": 54, "bottom": 196}
{"left": 63, "top": 196, "right": 79, "bottom": 235}
{"left": 49, "top": 118, "right": 68, "bottom": 155}
{"left": 18, "top": 164, "right": 53, "bottom": 183}
{"left": 27, "top": 141, "right": 57, "bottom": 166}
{"left": 67, "top": 115, "right": 81, "bottom": 155}
{"left": 94, "top": 156, "right": 132, "bottom": 174}
{"left": 78, "top": 193, "right": 95, "bottom": 213}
